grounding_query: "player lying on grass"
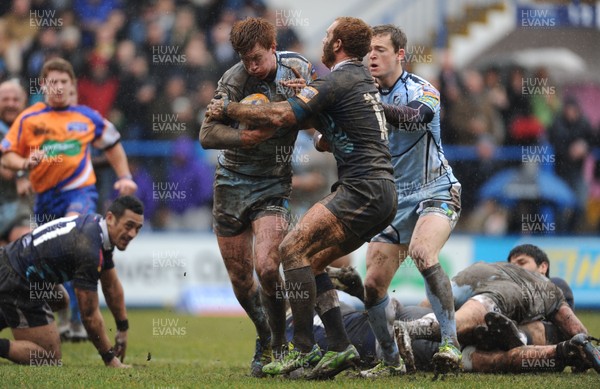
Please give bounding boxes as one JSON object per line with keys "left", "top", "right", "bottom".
{"left": 505, "top": 244, "right": 574, "bottom": 346}
{"left": 0, "top": 196, "right": 143, "bottom": 367}
{"left": 326, "top": 267, "right": 600, "bottom": 375}
{"left": 396, "top": 262, "right": 586, "bottom": 349}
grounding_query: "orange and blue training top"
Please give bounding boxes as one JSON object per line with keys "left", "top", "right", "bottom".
{"left": 0, "top": 102, "right": 121, "bottom": 193}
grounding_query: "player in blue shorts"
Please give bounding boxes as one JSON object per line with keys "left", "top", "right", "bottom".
{"left": 361, "top": 25, "right": 462, "bottom": 377}
{"left": 0, "top": 196, "right": 143, "bottom": 367}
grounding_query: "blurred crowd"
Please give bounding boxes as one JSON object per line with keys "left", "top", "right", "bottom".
{"left": 1, "top": 0, "right": 599, "bottom": 234}
{"left": 434, "top": 55, "right": 600, "bottom": 234}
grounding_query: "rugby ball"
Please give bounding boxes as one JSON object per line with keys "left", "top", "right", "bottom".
{"left": 237, "top": 93, "right": 269, "bottom": 130}
{"left": 240, "top": 93, "right": 269, "bottom": 105}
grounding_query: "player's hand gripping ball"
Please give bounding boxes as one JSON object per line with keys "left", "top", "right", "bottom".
{"left": 237, "top": 93, "right": 269, "bottom": 130}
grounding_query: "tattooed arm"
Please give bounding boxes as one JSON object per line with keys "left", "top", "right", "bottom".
{"left": 207, "top": 93, "right": 298, "bottom": 129}
{"left": 382, "top": 101, "right": 434, "bottom": 128}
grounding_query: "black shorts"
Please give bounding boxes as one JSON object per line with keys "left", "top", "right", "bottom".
{"left": 320, "top": 179, "right": 397, "bottom": 242}
{"left": 0, "top": 249, "right": 54, "bottom": 329}
{"left": 212, "top": 165, "right": 292, "bottom": 237}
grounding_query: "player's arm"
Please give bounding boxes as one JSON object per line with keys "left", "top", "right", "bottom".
{"left": 382, "top": 101, "right": 434, "bottom": 128}
{"left": 384, "top": 82, "right": 439, "bottom": 128}
{"left": 100, "top": 268, "right": 129, "bottom": 362}
{"left": 1, "top": 149, "right": 45, "bottom": 171}
{"left": 103, "top": 142, "right": 137, "bottom": 195}
{"left": 199, "top": 118, "right": 278, "bottom": 149}
{"left": 550, "top": 302, "right": 588, "bottom": 337}
{"left": 208, "top": 95, "right": 298, "bottom": 129}
{"left": 92, "top": 119, "right": 136, "bottom": 195}
{"left": 75, "top": 287, "right": 128, "bottom": 367}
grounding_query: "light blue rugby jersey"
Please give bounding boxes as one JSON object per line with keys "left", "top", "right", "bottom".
{"left": 380, "top": 71, "right": 459, "bottom": 194}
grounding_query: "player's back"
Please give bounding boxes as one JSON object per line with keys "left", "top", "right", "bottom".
{"left": 304, "top": 61, "right": 394, "bottom": 182}
{"left": 215, "top": 51, "right": 315, "bottom": 178}
{"left": 4, "top": 213, "right": 107, "bottom": 284}
{"left": 381, "top": 72, "right": 457, "bottom": 191}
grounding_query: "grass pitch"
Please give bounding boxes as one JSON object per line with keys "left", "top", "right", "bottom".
{"left": 1, "top": 309, "right": 600, "bottom": 388}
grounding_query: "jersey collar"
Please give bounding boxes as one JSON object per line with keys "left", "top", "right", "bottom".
{"left": 330, "top": 58, "right": 360, "bottom": 72}
{"left": 379, "top": 70, "right": 407, "bottom": 95}
{"left": 99, "top": 217, "right": 114, "bottom": 251}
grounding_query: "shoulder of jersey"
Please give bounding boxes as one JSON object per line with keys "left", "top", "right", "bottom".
{"left": 277, "top": 51, "right": 310, "bottom": 64}
{"left": 20, "top": 101, "right": 48, "bottom": 115}
{"left": 220, "top": 62, "right": 249, "bottom": 82}
{"left": 69, "top": 104, "right": 103, "bottom": 120}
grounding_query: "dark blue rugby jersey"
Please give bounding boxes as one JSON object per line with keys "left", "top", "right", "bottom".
{"left": 288, "top": 60, "right": 394, "bottom": 183}
{"left": 4, "top": 214, "right": 115, "bottom": 291}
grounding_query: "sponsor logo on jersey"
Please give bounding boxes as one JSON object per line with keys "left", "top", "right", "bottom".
{"left": 67, "top": 121, "right": 88, "bottom": 132}
{"left": 297, "top": 86, "right": 318, "bottom": 103}
{"left": 418, "top": 85, "right": 440, "bottom": 109}
{"left": 41, "top": 139, "right": 81, "bottom": 157}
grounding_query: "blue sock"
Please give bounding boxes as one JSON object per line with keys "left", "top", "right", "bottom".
{"left": 422, "top": 264, "right": 458, "bottom": 347}
{"left": 366, "top": 295, "right": 399, "bottom": 365}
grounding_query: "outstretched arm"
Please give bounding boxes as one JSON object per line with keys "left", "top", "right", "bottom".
{"left": 75, "top": 287, "right": 129, "bottom": 367}
{"left": 100, "top": 268, "right": 129, "bottom": 362}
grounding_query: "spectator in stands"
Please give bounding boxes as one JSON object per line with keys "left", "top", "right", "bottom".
{"left": 263, "top": 9, "right": 302, "bottom": 52}
{"left": 209, "top": 17, "right": 237, "bottom": 75}
{"left": 155, "top": 0, "right": 177, "bottom": 35}
{"left": 114, "top": 54, "right": 156, "bottom": 140}
{"left": 73, "top": 0, "right": 122, "bottom": 47}
{"left": 505, "top": 66, "right": 545, "bottom": 145}
{"left": 77, "top": 53, "right": 119, "bottom": 118}
{"left": 437, "top": 50, "right": 462, "bottom": 144}
{"left": 4, "top": 0, "right": 37, "bottom": 56}
{"left": 182, "top": 32, "right": 216, "bottom": 87}
{"left": 0, "top": 79, "right": 32, "bottom": 246}
{"left": 482, "top": 65, "right": 508, "bottom": 123}
{"left": 530, "top": 67, "right": 561, "bottom": 130}
{"left": 455, "top": 135, "right": 502, "bottom": 218}
{"left": 92, "top": 19, "right": 119, "bottom": 61}
{"left": 548, "top": 97, "right": 594, "bottom": 231}
{"left": 150, "top": 74, "right": 187, "bottom": 140}
{"left": 505, "top": 66, "right": 531, "bottom": 122}
{"left": 22, "top": 28, "right": 61, "bottom": 96}
{"left": 583, "top": 153, "right": 600, "bottom": 232}
{"left": 194, "top": 79, "right": 217, "bottom": 126}
{"left": 113, "top": 39, "right": 136, "bottom": 77}
{"left": 117, "top": 157, "right": 157, "bottom": 229}
{"left": 58, "top": 25, "right": 85, "bottom": 76}
{"left": 164, "top": 136, "right": 214, "bottom": 231}
{"left": 170, "top": 5, "right": 199, "bottom": 48}
{"left": 448, "top": 69, "right": 504, "bottom": 145}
